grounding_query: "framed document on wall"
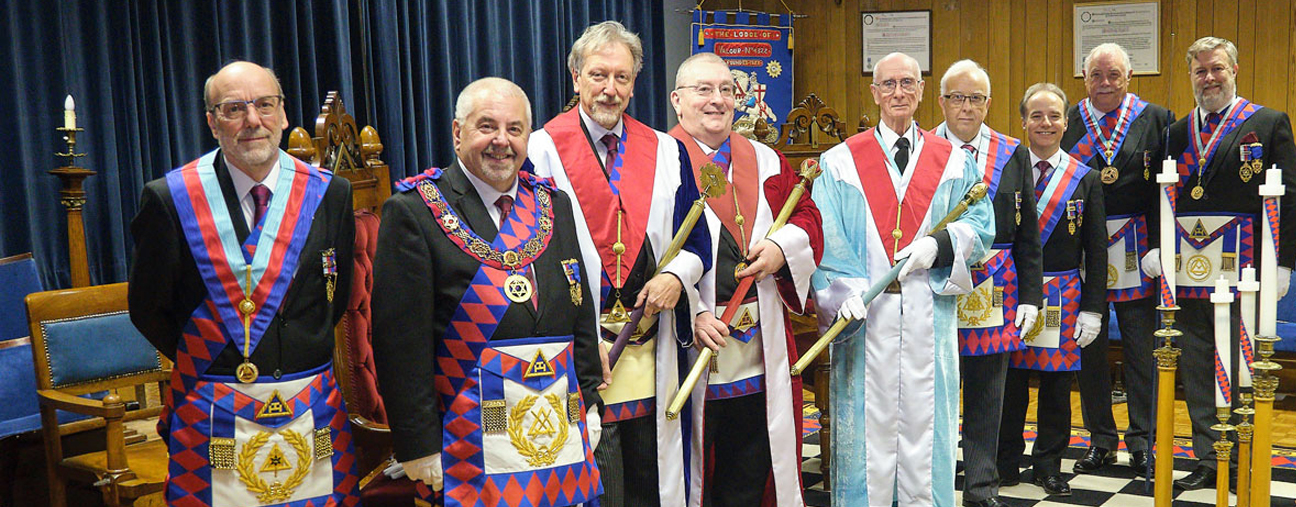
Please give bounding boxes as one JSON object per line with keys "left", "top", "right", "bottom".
{"left": 1073, "top": 1, "right": 1160, "bottom": 76}
{"left": 861, "top": 10, "right": 931, "bottom": 75}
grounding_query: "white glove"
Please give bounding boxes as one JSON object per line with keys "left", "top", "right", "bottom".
{"left": 837, "top": 293, "right": 870, "bottom": 322}
{"left": 896, "top": 236, "right": 939, "bottom": 281}
{"left": 586, "top": 406, "right": 602, "bottom": 450}
{"left": 382, "top": 457, "right": 406, "bottom": 480}
{"left": 1281, "top": 267, "right": 1293, "bottom": 299}
{"left": 1141, "top": 248, "right": 1162, "bottom": 278}
{"left": 1015, "top": 304, "right": 1039, "bottom": 334}
{"left": 1075, "top": 311, "right": 1103, "bottom": 348}
{"left": 400, "top": 453, "right": 443, "bottom": 491}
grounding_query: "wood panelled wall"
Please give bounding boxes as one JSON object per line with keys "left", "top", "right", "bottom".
{"left": 699, "top": 0, "right": 1296, "bottom": 140}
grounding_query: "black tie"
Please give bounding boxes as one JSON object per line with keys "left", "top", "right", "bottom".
{"left": 893, "top": 137, "right": 911, "bottom": 174}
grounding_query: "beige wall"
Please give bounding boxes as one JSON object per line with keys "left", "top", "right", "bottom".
{"left": 701, "top": 0, "right": 1296, "bottom": 139}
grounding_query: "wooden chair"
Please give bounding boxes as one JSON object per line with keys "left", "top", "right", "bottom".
{"left": 761, "top": 93, "right": 856, "bottom": 490}
{"left": 26, "top": 282, "right": 171, "bottom": 507}
{"left": 289, "top": 93, "right": 413, "bottom": 504}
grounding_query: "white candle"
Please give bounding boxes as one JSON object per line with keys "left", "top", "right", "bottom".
{"left": 63, "top": 94, "right": 75, "bottom": 130}
{"left": 1157, "top": 157, "right": 1179, "bottom": 302}
{"left": 1238, "top": 265, "right": 1258, "bottom": 388}
{"left": 1258, "top": 166, "right": 1285, "bottom": 336}
{"left": 1212, "top": 275, "right": 1234, "bottom": 409}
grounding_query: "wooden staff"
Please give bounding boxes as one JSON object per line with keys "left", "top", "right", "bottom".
{"left": 790, "top": 181, "right": 988, "bottom": 376}
{"left": 605, "top": 163, "right": 727, "bottom": 369}
{"left": 665, "top": 159, "right": 822, "bottom": 420}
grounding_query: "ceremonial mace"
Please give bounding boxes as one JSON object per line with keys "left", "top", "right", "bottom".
{"left": 1153, "top": 159, "right": 1181, "bottom": 507}
{"left": 790, "top": 181, "right": 989, "bottom": 375}
{"left": 605, "top": 163, "right": 727, "bottom": 369}
{"left": 1250, "top": 166, "right": 1284, "bottom": 506}
{"left": 665, "top": 159, "right": 822, "bottom": 420}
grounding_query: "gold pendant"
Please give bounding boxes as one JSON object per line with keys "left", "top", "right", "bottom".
{"left": 505, "top": 274, "right": 533, "bottom": 303}
{"left": 1240, "top": 165, "right": 1253, "bottom": 182}
{"left": 570, "top": 284, "right": 582, "bottom": 307}
{"left": 1144, "top": 167, "right": 1150, "bottom": 180}
{"left": 891, "top": 228, "right": 903, "bottom": 240}
{"left": 734, "top": 261, "right": 748, "bottom": 281}
{"left": 607, "top": 299, "right": 630, "bottom": 323}
{"left": 1015, "top": 210, "right": 1022, "bottom": 225}
{"left": 1199, "top": 157, "right": 1207, "bottom": 167}
{"left": 236, "top": 360, "right": 259, "bottom": 383}
{"left": 1100, "top": 166, "right": 1119, "bottom": 184}
{"left": 1191, "top": 185, "right": 1205, "bottom": 200}
{"left": 1069, "top": 220, "right": 1076, "bottom": 235}
{"left": 239, "top": 298, "right": 256, "bottom": 316}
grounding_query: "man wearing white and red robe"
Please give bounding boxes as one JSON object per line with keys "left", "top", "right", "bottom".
{"left": 811, "top": 52, "right": 994, "bottom": 507}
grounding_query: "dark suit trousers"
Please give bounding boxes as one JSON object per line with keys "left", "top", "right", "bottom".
{"left": 703, "top": 392, "right": 771, "bottom": 507}
{"left": 960, "top": 352, "right": 1010, "bottom": 502}
{"left": 1001, "top": 368, "right": 1073, "bottom": 477}
{"left": 1081, "top": 297, "right": 1158, "bottom": 452}
{"left": 1177, "top": 297, "right": 1242, "bottom": 469}
{"left": 594, "top": 416, "right": 659, "bottom": 507}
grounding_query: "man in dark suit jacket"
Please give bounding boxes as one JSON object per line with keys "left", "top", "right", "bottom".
{"left": 1158, "top": 36, "right": 1296, "bottom": 490}
{"left": 999, "top": 83, "right": 1107, "bottom": 498}
{"left": 371, "top": 77, "right": 604, "bottom": 506}
{"left": 1060, "top": 43, "right": 1174, "bottom": 477}
{"left": 129, "top": 61, "right": 359, "bottom": 505}
{"left": 934, "top": 59, "right": 1043, "bottom": 507}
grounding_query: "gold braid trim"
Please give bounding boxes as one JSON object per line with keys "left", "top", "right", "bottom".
{"left": 236, "top": 429, "right": 313, "bottom": 504}
{"left": 506, "top": 394, "right": 571, "bottom": 468}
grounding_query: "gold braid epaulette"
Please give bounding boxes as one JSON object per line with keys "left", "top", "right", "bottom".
{"left": 417, "top": 179, "right": 554, "bottom": 269}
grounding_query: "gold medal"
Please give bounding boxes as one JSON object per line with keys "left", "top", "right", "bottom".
{"left": 892, "top": 228, "right": 903, "bottom": 240}
{"left": 1241, "top": 164, "right": 1253, "bottom": 183}
{"left": 1144, "top": 167, "right": 1150, "bottom": 180}
{"left": 1069, "top": 220, "right": 1076, "bottom": 235}
{"left": 236, "top": 360, "right": 259, "bottom": 383}
{"left": 1191, "top": 185, "right": 1205, "bottom": 200}
{"left": 1015, "top": 210, "right": 1022, "bottom": 225}
{"left": 505, "top": 273, "right": 533, "bottom": 303}
{"left": 1100, "top": 166, "right": 1118, "bottom": 184}
{"left": 734, "top": 261, "right": 747, "bottom": 281}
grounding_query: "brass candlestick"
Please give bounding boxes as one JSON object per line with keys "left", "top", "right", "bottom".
{"left": 1211, "top": 407, "right": 1235, "bottom": 507}
{"left": 50, "top": 126, "right": 95, "bottom": 287}
{"left": 1153, "top": 304, "right": 1182, "bottom": 507}
{"left": 1235, "top": 391, "right": 1254, "bottom": 507}
{"left": 1249, "top": 334, "right": 1281, "bottom": 505}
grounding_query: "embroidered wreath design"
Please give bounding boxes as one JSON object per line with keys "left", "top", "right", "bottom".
{"left": 507, "top": 393, "right": 571, "bottom": 468}
{"left": 235, "top": 429, "right": 313, "bottom": 503}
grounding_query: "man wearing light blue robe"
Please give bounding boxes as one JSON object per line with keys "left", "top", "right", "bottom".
{"left": 811, "top": 52, "right": 995, "bottom": 507}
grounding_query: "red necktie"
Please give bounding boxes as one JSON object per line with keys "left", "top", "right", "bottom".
{"left": 1200, "top": 111, "right": 1222, "bottom": 147}
{"left": 495, "top": 194, "right": 536, "bottom": 309}
{"left": 1034, "top": 161, "right": 1052, "bottom": 200}
{"left": 249, "top": 184, "right": 271, "bottom": 229}
{"left": 962, "top": 143, "right": 977, "bottom": 158}
{"left": 601, "top": 134, "right": 619, "bottom": 177}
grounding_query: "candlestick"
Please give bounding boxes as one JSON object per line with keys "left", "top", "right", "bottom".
{"left": 1239, "top": 265, "right": 1258, "bottom": 389}
{"left": 1212, "top": 275, "right": 1234, "bottom": 409}
{"left": 63, "top": 94, "right": 76, "bottom": 130}
{"left": 1158, "top": 157, "right": 1178, "bottom": 300}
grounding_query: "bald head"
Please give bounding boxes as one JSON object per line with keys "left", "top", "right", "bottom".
{"left": 204, "top": 61, "right": 283, "bottom": 110}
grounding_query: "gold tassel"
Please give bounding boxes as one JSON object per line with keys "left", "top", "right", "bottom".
{"left": 1222, "top": 253, "right": 1236, "bottom": 272}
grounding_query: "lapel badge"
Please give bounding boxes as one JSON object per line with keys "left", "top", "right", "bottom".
{"left": 1240, "top": 142, "right": 1263, "bottom": 183}
{"left": 321, "top": 248, "right": 338, "bottom": 303}
{"left": 561, "top": 259, "right": 583, "bottom": 307}
{"left": 1143, "top": 150, "right": 1152, "bottom": 180}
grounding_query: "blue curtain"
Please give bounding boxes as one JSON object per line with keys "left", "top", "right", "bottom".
{"left": 0, "top": 0, "right": 665, "bottom": 288}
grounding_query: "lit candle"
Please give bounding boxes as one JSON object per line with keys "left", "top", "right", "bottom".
{"left": 63, "top": 94, "right": 75, "bottom": 130}
{"left": 1212, "top": 275, "right": 1234, "bottom": 409}
{"left": 1238, "top": 265, "right": 1258, "bottom": 388}
{"left": 1157, "top": 157, "right": 1178, "bottom": 302}
{"left": 1258, "top": 166, "right": 1285, "bottom": 336}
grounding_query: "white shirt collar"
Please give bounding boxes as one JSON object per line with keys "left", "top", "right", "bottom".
{"left": 458, "top": 159, "right": 519, "bottom": 226}
{"left": 1198, "top": 95, "right": 1243, "bottom": 123}
{"left": 877, "top": 119, "right": 919, "bottom": 154}
{"left": 692, "top": 136, "right": 718, "bottom": 156}
{"left": 224, "top": 153, "right": 281, "bottom": 229}
{"left": 1028, "top": 147, "right": 1066, "bottom": 178}
{"left": 578, "top": 106, "right": 624, "bottom": 142}
{"left": 935, "top": 122, "right": 988, "bottom": 155}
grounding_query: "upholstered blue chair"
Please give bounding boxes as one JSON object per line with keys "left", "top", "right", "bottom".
{"left": 26, "top": 282, "right": 170, "bottom": 507}
{"left": 0, "top": 253, "right": 49, "bottom": 438}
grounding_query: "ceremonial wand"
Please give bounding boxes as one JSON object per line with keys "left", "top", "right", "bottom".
{"left": 665, "top": 159, "right": 822, "bottom": 420}
{"left": 605, "top": 163, "right": 727, "bottom": 369}
{"left": 790, "top": 181, "right": 989, "bottom": 375}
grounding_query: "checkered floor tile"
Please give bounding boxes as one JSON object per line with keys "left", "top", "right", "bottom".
{"left": 799, "top": 418, "right": 1296, "bottom": 506}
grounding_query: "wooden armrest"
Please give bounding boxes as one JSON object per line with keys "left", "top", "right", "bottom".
{"left": 38, "top": 389, "right": 125, "bottom": 419}
{"left": 349, "top": 414, "right": 390, "bottom": 433}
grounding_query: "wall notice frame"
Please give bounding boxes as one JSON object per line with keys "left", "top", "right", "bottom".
{"left": 861, "top": 10, "right": 932, "bottom": 75}
{"left": 1073, "top": 1, "right": 1160, "bottom": 76}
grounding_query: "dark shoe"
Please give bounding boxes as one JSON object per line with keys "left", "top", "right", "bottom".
{"left": 963, "top": 497, "right": 1009, "bottom": 507}
{"left": 1034, "top": 474, "right": 1072, "bottom": 496}
{"left": 1173, "top": 466, "right": 1216, "bottom": 491}
{"left": 1129, "top": 450, "right": 1149, "bottom": 475}
{"left": 1072, "top": 446, "right": 1117, "bottom": 473}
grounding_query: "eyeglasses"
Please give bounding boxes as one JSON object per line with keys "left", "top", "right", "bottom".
{"left": 209, "top": 95, "right": 284, "bottom": 121}
{"left": 677, "top": 83, "right": 737, "bottom": 99}
{"left": 943, "top": 93, "right": 988, "bottom": 106}
{"left": 873, "top": 78, "right": 921, "bottom": 94}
